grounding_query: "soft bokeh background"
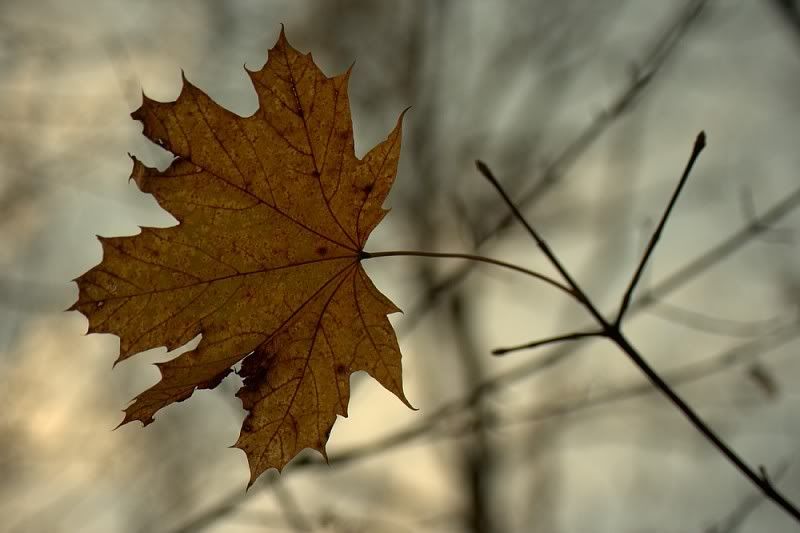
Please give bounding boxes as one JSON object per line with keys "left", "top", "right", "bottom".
{"left": 3, "top": 1, "right": 800, "bottom": 531}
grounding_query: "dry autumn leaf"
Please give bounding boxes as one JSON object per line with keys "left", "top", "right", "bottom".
{"left": 71, "top": 28, "right": 412, "bottom": 484}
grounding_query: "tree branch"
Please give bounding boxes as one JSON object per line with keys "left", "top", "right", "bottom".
{"left": 478, "top": 137, "right": 800, "bottom": 522}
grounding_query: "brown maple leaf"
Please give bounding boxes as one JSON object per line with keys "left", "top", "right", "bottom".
{"left": 71, "top": 28, "right": 412, "bottom": 484}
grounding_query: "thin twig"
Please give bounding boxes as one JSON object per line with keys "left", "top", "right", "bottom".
{"left": 492, "top": 330, "right": 603, "bottom": 356}
{"left": 615, "top": 131, "right": 706, "bottom": 326}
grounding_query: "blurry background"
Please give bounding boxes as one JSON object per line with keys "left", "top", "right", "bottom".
{"left": 3, "top": 0, "right": 800, "bottom": 531}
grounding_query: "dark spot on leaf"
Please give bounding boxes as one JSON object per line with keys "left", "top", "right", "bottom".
{"left": 335, "top": 364, "right": 347, "bottom": 375}
{"left": 316, "top": 246, "right": 328, "bottom": 256}
{"left": 241, "top": 358, "right": 268, "bottom": 384}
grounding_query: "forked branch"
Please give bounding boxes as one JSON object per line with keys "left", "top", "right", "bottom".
{"left": 476, "top": 134, "right": 800, "bottom": 524}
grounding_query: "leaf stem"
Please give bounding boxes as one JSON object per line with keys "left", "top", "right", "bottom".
{"left": 361, "top": 250, "right": 574, "bottom": 297}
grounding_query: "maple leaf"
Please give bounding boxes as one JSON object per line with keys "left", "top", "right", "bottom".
{"left": 71, "top": 28, "right": 412, "bottom": 484}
